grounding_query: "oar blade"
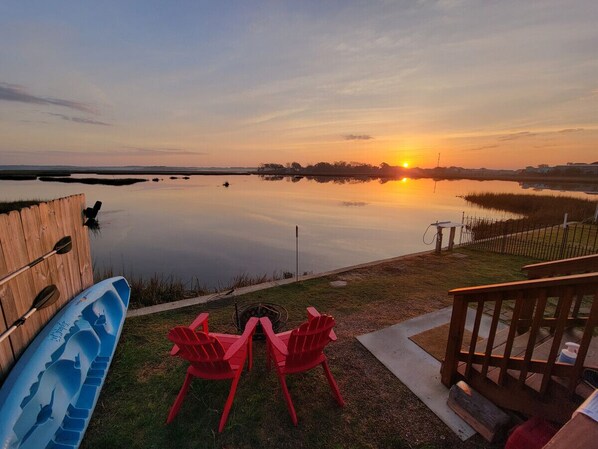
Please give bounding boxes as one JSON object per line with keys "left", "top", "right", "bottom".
{"left": 54, "top": 236, "right": 73, "bottom": 255}
{"left": 33, "top": 285, "right": 60, "bottom": 310}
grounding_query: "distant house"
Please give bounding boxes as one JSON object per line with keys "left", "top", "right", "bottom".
{"left": 524, "top": 162, "right": 598, "bottom": 176}
{"left": 553, "top": 162, "right": 598, "bottom": 176}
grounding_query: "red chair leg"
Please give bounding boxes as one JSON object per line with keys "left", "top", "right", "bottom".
{"left": 266, "top": 343, "right": 271, "bottom": 371}
{"left": 247, "top": 339, "right": 253, "bottom": 371}
{"left": 322, "top": 360, "right": 345, "bottom": 407}
{"left": 278, "top": 373, "right": 298, "bottom": 426}
{"left": 166, "top": 371, "right": 193, "bottom": 423}
{"left": 218, "top": 370, "right": 243, "bottom": 433}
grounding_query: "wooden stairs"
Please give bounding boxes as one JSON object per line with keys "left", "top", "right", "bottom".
{"left": 441, "top": 254, "right": 598, "bottom": 424}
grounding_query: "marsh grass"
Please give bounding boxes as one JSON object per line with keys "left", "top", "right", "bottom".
{"left": 83, "top": 248, "right": 535, "bottom": 449}
{"left": 464, "top": 192, "right": 596, "bottom": 224}
{"left": 95, "top": 269, "right": 294, "bottom": 309}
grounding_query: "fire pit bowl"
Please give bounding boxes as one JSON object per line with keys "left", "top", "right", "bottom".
{"left": 233, "top": 302, "right": 288, "bottom": 339}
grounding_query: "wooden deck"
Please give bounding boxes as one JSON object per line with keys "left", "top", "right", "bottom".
{"left": 441, "top": 256, "right": 598, "bottom": 424}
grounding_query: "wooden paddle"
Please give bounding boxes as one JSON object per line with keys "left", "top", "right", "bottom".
{"left": 0, "top": 285, "right": 60, "bottom": 343}
{"left": 0, "top": 236, "right": 72, "bottom": 287}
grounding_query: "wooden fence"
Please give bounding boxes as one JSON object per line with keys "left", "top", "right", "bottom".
{"left": 0, "top": 194, "right": 93, "bottom": 379}
{"left": 460, "top": 216, "right": 598, "bottom": 260}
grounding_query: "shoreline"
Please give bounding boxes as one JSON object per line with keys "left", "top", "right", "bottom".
{"left": 1, "top": 168, "right": 597, "bottom": 185}
{"left": 126, "top": 248, "right": 435, "bottom": 318}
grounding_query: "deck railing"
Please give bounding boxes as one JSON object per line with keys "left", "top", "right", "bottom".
{"left": 441, "top": 273, "right": 598, "bottom": 397}
{"left": 522, "top": 254, "right": 598, "bottom": 279}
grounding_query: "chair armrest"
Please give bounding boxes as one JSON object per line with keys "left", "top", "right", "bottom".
{"left": 170, "top": 312, "right": 210, "bottom": 356}
{"left": 224, "top": 317, "right": 259, "bottom": 361}
{"left": 307, "top": 307, "right": 320, "bottom": 319}
{"left": 306, "top": 307, "right": 337, "bottom": 341}
{"left": 260, "top": 317, "right": 288, "bottom": 356}
{"left": 189, "top": 312, "right": 210, "bottom": 333}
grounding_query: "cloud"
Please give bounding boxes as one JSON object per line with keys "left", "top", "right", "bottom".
{"left": 344, "top": 134, "right": 373, "bottom": 140}
{"left": 19, "top": 119, "right": 50, "bottom": 124}
{"left": 498, "top": 131, "right": 537, "bottom": 141}
{"left": 123, "top": 147, "right": 207, "bottom": 155}
{"left": 464, "top": 144, "right": 498, "bottom": 152}
{"left": 341, "top": 201, "right": 368, "bottom": 207}
{"left": 0, "top": 82, "right": 97, "bottom": 114}
{"left": 48, "top": 113, "right": 111, "bottom": 126}
{"left": 558, "top": 128, "right": 584, "bottom": 133}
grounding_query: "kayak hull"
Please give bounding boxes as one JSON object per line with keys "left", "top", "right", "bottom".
{"left": 0, "top": 277, "right": 130, "bottom": 449}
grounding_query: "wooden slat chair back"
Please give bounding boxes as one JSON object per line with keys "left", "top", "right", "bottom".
{"left": 167, "top": 327, "right": 232, "bottom": 378}
{"left": 285, "top": 315, "right": 336, "bottom": 372}
{"left": 260, "top": 308, "right": 344, "bottom": 426}
{"left": 165, "top": 314, "right": 258, "bottom": 433}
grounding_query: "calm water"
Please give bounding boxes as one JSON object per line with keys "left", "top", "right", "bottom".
{"left": 0, "top": 175, "right": 594, "bottom": 289}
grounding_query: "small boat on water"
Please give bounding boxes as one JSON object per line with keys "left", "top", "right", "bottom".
{"left": 0, "top": 276, "right": 130, "bottom": 449}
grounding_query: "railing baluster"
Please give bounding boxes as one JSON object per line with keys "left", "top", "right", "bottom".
{"left": 499, "top": 291, "right": 524, "bottom": 385}
{"left": 568, "top": 286, "right": 598, "bottom": 393}
{"left": 519, "top": 289, "right": 547, "bottom": 386}
{"left": 540, "top": 286, "right": 575, "bottom": 394}
{"left": 571, "top": 288, "right": 583, "bottom": 319}
{"left": 482, "top": 293, "right": 503, "bottom": 377}
{"left": 465, "top": 300, "right": 485, "bottom": 378}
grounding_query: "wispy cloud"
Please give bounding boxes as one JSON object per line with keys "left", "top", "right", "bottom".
{"left": 48, "top": 112, "right": 111, "bottom": 126}
{"left": 123, "top": 147, "right": 207, "bottom": 155}
{"left": 341, "top": 201, "right": 368, "bottom": 207}
{"left": 464, "top": 144, "right": 498, "bottom": 152}
{"left": 558, "top": 128, "right": 584, "bottom": 133}
{"left": 344, "top": 134, "right": 373, "bottom": 141}
{"left": 19, "top": 119, "right": 50, "bottom": 124}
{"left": 0, "top": 82, "right": 96, "bottom": 114}
{"left": 498, "top": 131, "right": 537, "bottom": 141}
{"left": 1, "top": 147, "right": 207, "bottom": 158}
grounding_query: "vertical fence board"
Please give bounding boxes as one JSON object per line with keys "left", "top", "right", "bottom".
{"left": 70, "top": 196, "right": 93, "bottom": 287}
{"left": 19, "top": 206, "right": 53, "bottom": 341}
{"left": 0, "top": 194, "right": 92, "bottom": 379}
{"left": 0, "top": 237, "right": 16, "bottom": 376}
{"left": 0, "top": 212, "right": 39, "bottom": 359}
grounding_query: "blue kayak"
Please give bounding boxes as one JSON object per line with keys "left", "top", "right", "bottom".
{"left": 0, "top": 277, "right": 130, "bottom": 449}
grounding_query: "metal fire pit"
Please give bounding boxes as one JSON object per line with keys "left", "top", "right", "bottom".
{"left": 233, "top": 302, "right": 288, "bottom": 339}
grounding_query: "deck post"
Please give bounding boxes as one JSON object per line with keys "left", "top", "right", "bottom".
{"left": 448, "top": 226, "right": 456, "bottom": 251}
{"left": 441, "top": 295, "right": 468, "bottom": 387}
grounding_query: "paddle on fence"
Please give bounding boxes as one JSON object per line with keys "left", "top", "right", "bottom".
{"left": 0, "top": 236, "right": 72, "bottom": 287}
{"left": 0, "top": 285, "right": 60, "bottom": 343}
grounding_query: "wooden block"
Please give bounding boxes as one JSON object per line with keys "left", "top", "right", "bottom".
{"left": 448, "top": 381, "right": 511, "bottom": 442}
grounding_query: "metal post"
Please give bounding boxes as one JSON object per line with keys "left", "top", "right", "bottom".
{"left": 594, "top": 203, "right": 598, "bottom": 223}
{"left": 459, "top": 211, "right": 464, "bottom": 245}
{"left": 435, "top": 225, "right": 443, "bottom": 254}
{"left": 295, "top": 225, "right": 299, "bottom": 281}
{"left": 560, "top": 213, "right": 569, "bottom": 259}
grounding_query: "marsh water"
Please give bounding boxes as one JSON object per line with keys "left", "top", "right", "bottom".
{"left": 0, "top": 175, "right": 594, "bottom": 289}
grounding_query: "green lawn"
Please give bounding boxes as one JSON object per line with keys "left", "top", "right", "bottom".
{"left": 82, "top": 248, "right": 535, "bottom": 449}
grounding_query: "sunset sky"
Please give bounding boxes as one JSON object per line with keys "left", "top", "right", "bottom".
{"left": 1, "top": 1, "right": 597, "bottom": 169}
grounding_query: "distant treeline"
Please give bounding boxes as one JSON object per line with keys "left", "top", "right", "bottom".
{"left": 257, "top": 161, "right": 402, "bottom": 176}
{"left": 258, "top": 161, "right": 598, "bottom": 183}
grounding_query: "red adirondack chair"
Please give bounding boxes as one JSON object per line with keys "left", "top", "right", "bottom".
{"left": 166, "top": 313, "right": 258, "bottom": 433}
{"left": 260, "top": 307, "right": 345, "bottom": 425}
